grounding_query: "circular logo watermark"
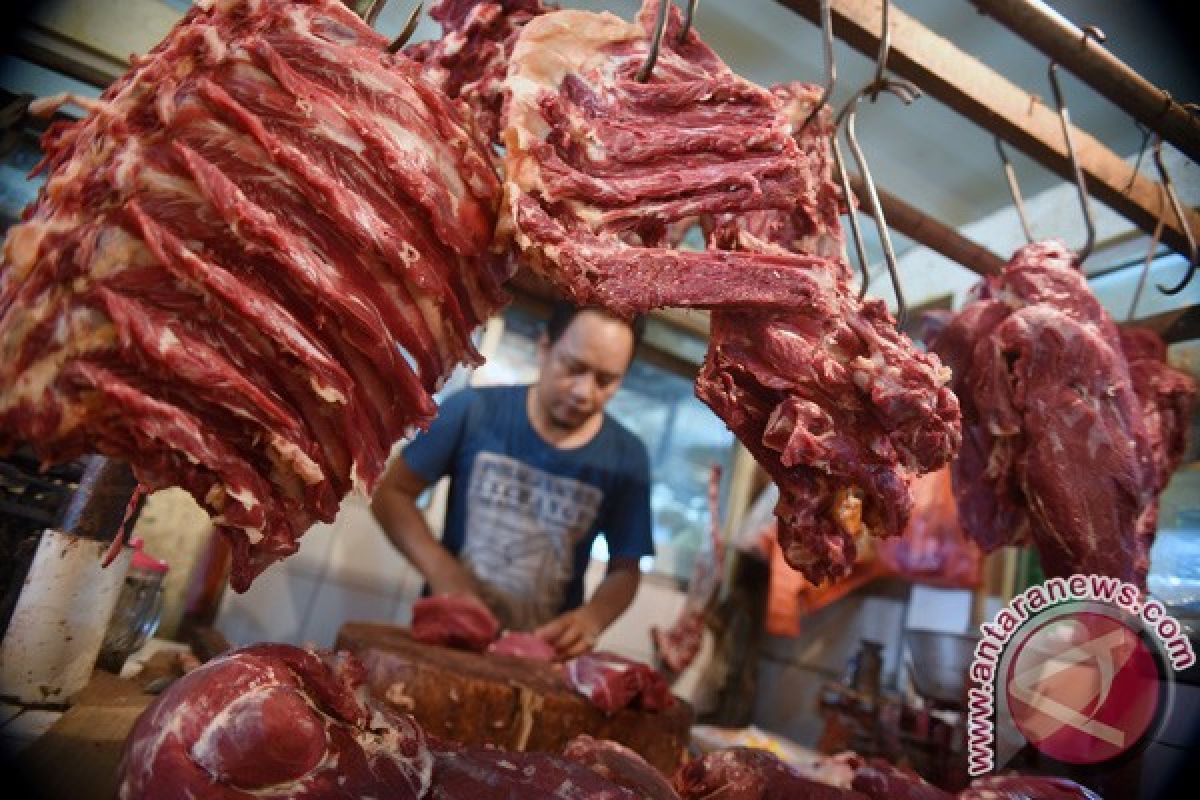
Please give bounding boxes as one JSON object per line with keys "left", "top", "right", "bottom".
{"left": 1005, "top": 609, "right": 1162, "bottom": 765}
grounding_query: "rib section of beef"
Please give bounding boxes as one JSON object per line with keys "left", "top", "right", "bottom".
{"left": 411, "top": 594, "right": 502, "bottom": 652}
{"left": 407, "top": 0, "right": 551, "bottom": 143}
{"left": 563, "top": 734, "right": 681, "bottom": 800}
{"left": 564, "top": 651, "right": 675, "bottom": 713}
{"left": 674, "top": 747, "right": 868, "bottom": 800}
{"left": 0, "top": 0, "right": 506, "bottom": 589}
{"left": 698, "top": 84, "right": 960, "bottom": 583}
{"left": 117, "top": 644, "right": 432, "bottom": 799}
{"left": 931, "top": 241, "right": 1192, "bottom": 585}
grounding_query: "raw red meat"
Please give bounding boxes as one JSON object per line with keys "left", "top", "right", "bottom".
{"left": 564, "top": 651, "right": 675, "bottom": 713}
{"left": 428, "top": 740, "right": 638, "bottom": 799}
{"left": 407, "top": 0, "right": 551, "bottom": 143}
{"left": 850, "top": 758, "right": 953, "bottom": 800}
{"left": 117, "top": 644, "right": 432, "bottom": 799}
{"left": 674, "top": 747, "right": 869, "bottom": 800}
{"left": 562, "top": 734, "right": 681, "bottom": 800}
{"left": 698, "top": 84, "right": 960, "bottom": 584}
{"left": 0, "top": 0, "right": 507, "bottom": 590}
{"left": 653, "top": 464, "right": 724, "bottom": 673}
{"left": 487, "top": 630, "right": 557, "bottom": 660}
{"left": 500, "top": 6, "right": 960, "bottom": 584}
{"left": 411, "top": 594, "right": 501, "bottom": 652}
{"left": 1118, "top": 327, "right": 1197, "bottom": 548}
{"left": 932, "top": 241, "right": 1167, "bottom": 585}
{"left": 957, "top": 774, "right": 1101, "bottom": 800}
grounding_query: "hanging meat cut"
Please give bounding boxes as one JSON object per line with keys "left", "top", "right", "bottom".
{"left": 501, "top": 3, "right": 960, "bottom": 584}
{"left": 407, "top": 0, "right": 551, "bottom": 143}
{"left": 0, "top": 0, "right": 507, "bottom": 589}
{"left": 117, "top": 644, "right": 433, "bottom": 799}
{"left": 931, "top": 240, "right": 1192, "bottom": 585}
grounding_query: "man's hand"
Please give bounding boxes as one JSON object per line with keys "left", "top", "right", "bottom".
{"left": 536, "top": 608, "right": 604, "bottom": 660}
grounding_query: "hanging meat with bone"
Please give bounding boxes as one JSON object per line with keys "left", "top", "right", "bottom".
{"left": 0, "top": 0, "right": 508, "bottom": 590}
{"left": 931, "top": 240, "right": 1194, "bottom": 586}
{"left": 501, "top": 6, "right": 961, "bottom": 584}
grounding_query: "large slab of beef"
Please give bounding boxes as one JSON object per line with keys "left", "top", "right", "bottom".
{"left": 931, "top": 241, "right": 1193, "bottom": 585}
{"left": 674, "top": 747, "right": 869, "bottom": 800}
{"left": 117, "top": 644, "right": 432, "bottom": 799}
{"left": 500, "top": 3, "right": 960, "bottom": 584}
{"left": 0, "top": 0, "right": 507, "bottom": 589}
{"left": 428, "top": 740, "right": 638, "bottom": 799}
{"left": 957, "top": 774, "right": 1101, "bottom": 800}
{"left": 562, "top": 734, "right": 681, "bottom": 800}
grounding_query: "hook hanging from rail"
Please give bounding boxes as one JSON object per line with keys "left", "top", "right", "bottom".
{"left": 1152, "top": 135, "right": 1198, "bottom": 294}
{"left": 833, "top": 77, "right": 923, "bottom": 326}
{"left": 994, "top": 137, "right": 1034, "bottom": 244}
{"left": 801, "top": 0, "right": 836, "bottom": 132}
{"left": 679, "top": 0, "right": 699, "bottom": 43}
{"left": 868, "top": 0, "right": 892, "bottom": 100}
{"left": 1047, "top": 62, "right": 1095, "bottom": 265}
{"left": 361, "top": 0, "right": 387, "bottom": 27}
{"left": 1127, "top": 183, "right": 1167, "bottom": 322}
{"left": 637, "top": 1, "right": 672, "bottom": 82}
{"left": 387, "top": 2, "right": 424, "bottom": 54}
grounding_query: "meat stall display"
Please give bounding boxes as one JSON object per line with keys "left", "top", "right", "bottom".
{"left": 0, "top": 0, "right": 508, "bottom": 591}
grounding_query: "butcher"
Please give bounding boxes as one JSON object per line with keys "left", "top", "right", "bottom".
{"left": 371, "top": 302, "right": 654, "bottom": 659}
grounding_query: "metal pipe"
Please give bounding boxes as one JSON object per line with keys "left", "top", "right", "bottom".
{"left": 968, "top": 0, "right": 1200, "bottom": 165}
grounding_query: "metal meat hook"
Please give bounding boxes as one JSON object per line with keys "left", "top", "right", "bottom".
{"left": 867, "top": 0, "right": 892, "bottom": 100}
{"left": 800, "top": 0, "right": 836, "bottom": 132}
{"left": 994, "top": 137, "right": 1034, "bottom": 244}
{"left": 1151, "top": 135, "right": 1198, "bottom": 295}
{"left": 1127, "top": 182, "right": 1167, "bottom": 322}
{"left": 638, "top": 1, "right": 699, "bottom": 82}
{"left": 1047, "top": 61, "right": 1095, "bottom": 266}
{"left": 387, "top": 3, "right": 424, "bottom": 54}
{"left": 834, "top": 77, "right": 923, "bottom": 326}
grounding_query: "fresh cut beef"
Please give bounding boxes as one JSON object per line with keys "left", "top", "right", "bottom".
{"left": 562, "top": 734, "right": 681, "bottom": 800}
{"left": 0, "top": 0, "right": 507, "bottom": 590}
{"left": 674, "top": 747, "right": 869, "bottom": 800}
{"left": 411, "top": 594, "right": 502, "bottom": 652}
{"left": 564, "top": 651, "right": 675, "bottom": 713}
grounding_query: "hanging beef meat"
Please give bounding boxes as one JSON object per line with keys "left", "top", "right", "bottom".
{"left": 117, "top": 644, "right": 433, "bottom": 799}
{"left": 500, "top": 3, "right": 960, "bottom": 585}
{"left": 931, "top": 240, "right": 1194, "bottom": 586}
{"left": 0, "top": 0, "right": 508, "bottom": 590}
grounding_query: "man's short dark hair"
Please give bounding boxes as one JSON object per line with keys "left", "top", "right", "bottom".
{"left": 544, "top": 301, "right": 646, "bottom": 353}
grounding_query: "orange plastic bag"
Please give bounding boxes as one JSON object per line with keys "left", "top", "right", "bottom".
{"left": 877, "top": 468, "right": 981, "bottom": 588}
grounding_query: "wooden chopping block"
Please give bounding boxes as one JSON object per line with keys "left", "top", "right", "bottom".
{"left": 18, "top": 670, "right": 154, "bottom": 800}
{"left": 337, "top": 621, "right": 693, "bottom": 775}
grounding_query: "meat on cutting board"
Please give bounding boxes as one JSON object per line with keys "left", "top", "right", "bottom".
{"left": 564, "top": 651, "right": 675, "bottom": 713}
{"left": 411, "top": 594, "right": 502, "bottom": 652}
{"left": 674, "top": 747, "right": 869, "bottom": 800}
{"left": 931, "top": 241, "right": 1192, "bottom": 586}
{"left": 117, "top": 644, "right": 432, "bottom": 799}
{"left": 487, "top": 630, "right": 557, "bottom": 661}
{"left": 500, "top": 2, "right": 960, "bottom": 585}
{"left": 562, "top": 735, "right": 681, "bottom": 800}
{"left": 0, "top": 0, "right": 507, "bottom": 591}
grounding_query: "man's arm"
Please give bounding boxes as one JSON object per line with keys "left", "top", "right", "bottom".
{"left": 370, "top": 456, "right": 480, "bottom": 598}
{"left": 536, "top": 556, "right": 641, "bottom": 659}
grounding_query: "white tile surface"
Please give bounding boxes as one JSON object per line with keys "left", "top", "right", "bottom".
{"left": 325, "top": 497, "right": 418, "bottom": 591}
{"left": 299, "top": 579, "right": 395, "bottom": 649}
{"left": 216, "top": 567, "right": 319, "bottom": 647}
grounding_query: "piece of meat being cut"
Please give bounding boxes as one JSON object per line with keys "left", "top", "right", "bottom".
{"left": 487, "top": 630, "right": 557, "bottom": 660}
{"left": 0, "top": 0, "right": 507, "bottom": 590}
{"left": 411, "top": 594, "right": 502, "bottom": 652}
{"left": 698, "top": 83, "right": 960, "bottom": 583}
{"left": 117, "top": 644, "right": 432, "bottom": 799}
{"left": 674, "top": 747, "right": 869, "bottom": 800}
{"left": 501, "top": 5, "right": 960, "bottom": 584}
{"left": 931, "top": 240, "right": 1177, "bottom": 586}
{"left": 407, "top": 0, "right": 552, "bottom": 143}
{"left": 562, "top": 734, "right": 681, "bottom": 800}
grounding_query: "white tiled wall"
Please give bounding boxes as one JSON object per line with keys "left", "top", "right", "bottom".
{"left": 216, "top": 494, "right": 424, "bottom": 648}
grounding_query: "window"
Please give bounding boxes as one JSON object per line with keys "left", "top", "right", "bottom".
{"left": 473, "top": 304, "right": 734, "bottom": 583}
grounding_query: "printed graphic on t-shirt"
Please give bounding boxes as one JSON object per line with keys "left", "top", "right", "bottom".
{"left": 462, "top": 451, "right": 603, "bottom": 630}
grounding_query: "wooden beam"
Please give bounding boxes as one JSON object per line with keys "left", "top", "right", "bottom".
{"left": 847, "top": 174, "right": 1006, "bottom": 276}
{"left": 968, "top": 0, "right": 1200, "bottom": 166}
{"left": 777, "top": 0, "right": 1200, "bottom": 259}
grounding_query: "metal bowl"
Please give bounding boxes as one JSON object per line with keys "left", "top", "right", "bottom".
{"left": 905, "top": 629, "right": 979, "bottom": 708}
